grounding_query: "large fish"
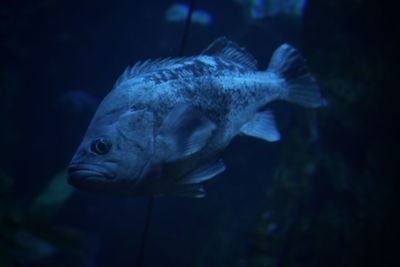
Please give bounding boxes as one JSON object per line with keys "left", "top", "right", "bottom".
{"left": 67, "top": 37, "right": 325, "bottom": 197}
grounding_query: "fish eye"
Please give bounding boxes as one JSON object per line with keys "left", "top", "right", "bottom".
{"left": 90, "top": 137, "right": 112, "bottom": 155}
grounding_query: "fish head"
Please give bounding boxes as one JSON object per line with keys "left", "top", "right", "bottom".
{"left": 67, "top": 107, "right": 158, "bottom": 194}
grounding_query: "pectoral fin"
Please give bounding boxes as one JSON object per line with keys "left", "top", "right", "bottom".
{"left": 157, "top": 104, "right": 216, "bottom": 162}
{"left": 240, "top": 109, "right": 280, "bottom": 142}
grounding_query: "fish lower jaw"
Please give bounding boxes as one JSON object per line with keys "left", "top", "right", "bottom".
{"left": 68, "top": 164, "right": 115, "bottom": 181}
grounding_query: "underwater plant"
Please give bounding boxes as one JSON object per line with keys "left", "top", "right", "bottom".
{"left": 0, "top": 170, "right": 90, "bottom": 267}
{"left": 235, "top": 0, "right": 392, "bottom": 266}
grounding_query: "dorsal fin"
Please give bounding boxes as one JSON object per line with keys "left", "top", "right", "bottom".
{"left": 201, "top": 37, "right": 257, "bottom": 70}
{"left": 113, "top": 57, "right": 186, "bottom": 89}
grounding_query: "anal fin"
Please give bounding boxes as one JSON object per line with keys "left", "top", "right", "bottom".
{"left": 240, "top": 109, "right": 280, "bottom": 142}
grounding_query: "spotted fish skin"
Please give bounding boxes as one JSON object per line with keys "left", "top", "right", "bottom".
{"left": 67, "top": 37, "right": 325, "bottom": 197}
{"left": 107, "top": 44, "right": 272, "bottom": 142}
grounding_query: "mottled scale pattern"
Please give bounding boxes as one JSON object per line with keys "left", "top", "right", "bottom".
{"left": 115, "top": 55, "right": 254, "bottom": 88}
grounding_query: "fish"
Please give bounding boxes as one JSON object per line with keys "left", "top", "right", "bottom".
{"left": 234, "top": 0, "right": 307, "bottom": 19}
{"left": 165, "top": 3, "right": 213, "bottom": 26}
{"left": 67, "top": 37, "right": 325, "bottom": 197}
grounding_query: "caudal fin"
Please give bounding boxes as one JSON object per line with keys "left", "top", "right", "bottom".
{"left": 267, "top": 44, "right": 326, "bottom": 107}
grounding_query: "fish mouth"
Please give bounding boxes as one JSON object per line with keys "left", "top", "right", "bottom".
{"left": 67, "top": 163, "right": 115, "bottom": 187}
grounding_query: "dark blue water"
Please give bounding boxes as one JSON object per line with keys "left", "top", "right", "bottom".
{"left": 1, "top": 0, "right": 396, "bottom": 267}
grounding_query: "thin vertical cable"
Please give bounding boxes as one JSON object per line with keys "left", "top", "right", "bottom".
{"left": 136, "top": 0, "right": 196, "bottom": 266}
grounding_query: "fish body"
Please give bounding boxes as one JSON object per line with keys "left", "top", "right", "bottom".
{"left": 68, "top": 37, "right": 325, "bottom": 197}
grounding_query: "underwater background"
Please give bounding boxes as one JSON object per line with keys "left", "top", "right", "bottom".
{"left": 0, "top": 0, "right": 397, "bottom": 266}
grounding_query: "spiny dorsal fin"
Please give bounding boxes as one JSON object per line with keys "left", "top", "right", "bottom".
{"left": 113, "top": 57, "right": 187, "bottom": 89}
{"left": 201, "top": 37, "right": 257, "bottom": 70}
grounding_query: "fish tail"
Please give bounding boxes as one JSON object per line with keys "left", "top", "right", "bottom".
{"left": 267, "top": 44, "right": 327, "bottom": 107}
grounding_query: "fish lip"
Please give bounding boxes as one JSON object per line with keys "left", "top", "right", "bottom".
{"left": 67, "top": 163, "right": 115, "bottom": 182}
